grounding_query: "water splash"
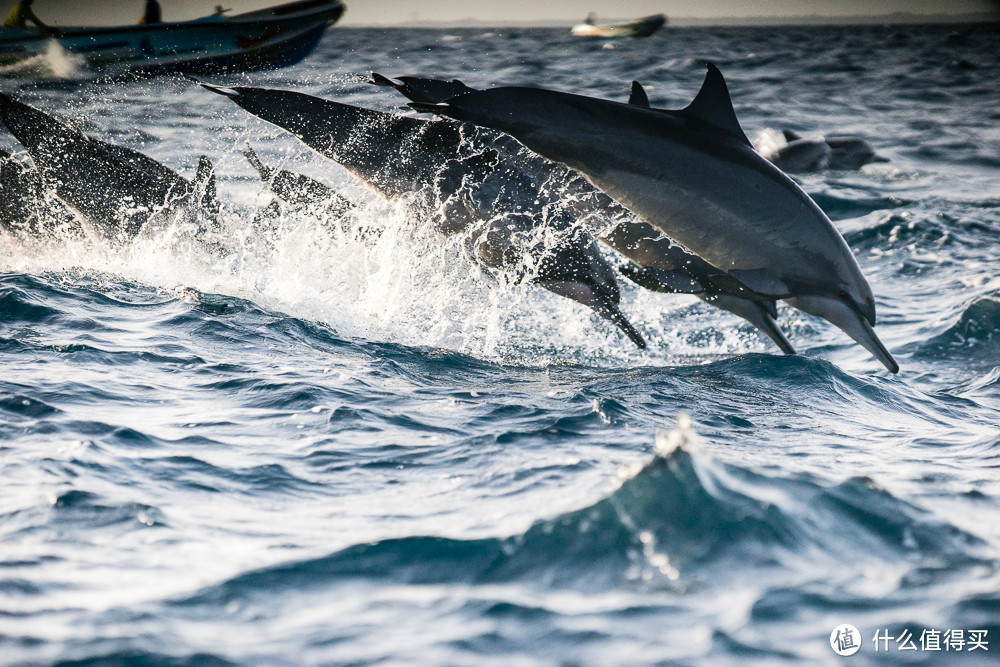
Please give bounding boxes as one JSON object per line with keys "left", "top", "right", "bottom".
{"left": 0, "top": 39, "right": 86, "bottom": 80}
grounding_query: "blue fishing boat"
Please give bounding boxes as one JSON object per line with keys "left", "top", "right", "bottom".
{"left": 0, "top": 0, "right": 344, "bottom": 75}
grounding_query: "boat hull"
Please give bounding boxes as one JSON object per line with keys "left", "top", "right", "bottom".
{"left": 571, "top": 14, "right": 666, "bottom": 38}
{"left": 0, "top": 0, "right": 344, "bottom": 74}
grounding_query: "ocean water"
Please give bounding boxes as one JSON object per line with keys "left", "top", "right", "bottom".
{"left": 2, "top": 22, "right": 1000, "bottom": 665}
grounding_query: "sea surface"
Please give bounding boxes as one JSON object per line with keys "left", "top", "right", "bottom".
{"left": 2, "top": 22, "right": 1000, "bottom": 665}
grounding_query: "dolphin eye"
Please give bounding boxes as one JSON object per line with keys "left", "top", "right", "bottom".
{"left": 838, "top": 289, "right": 850, "bottom": 300}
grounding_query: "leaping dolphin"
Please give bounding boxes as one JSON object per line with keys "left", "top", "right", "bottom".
{"left": 412, "top": 65, "right": 898, "bottom": 372}
{"left": 0, "top": 93, "right": 218, "bottom": 244}
{"left": 374, "top": 73, "right": 794, "bottom": 354}
{"left": 202, "top": 83, "right": 646, "bottom": 348}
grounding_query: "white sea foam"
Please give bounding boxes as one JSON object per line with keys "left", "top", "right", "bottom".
{"left": 0, "top": 39, "right": 85, "bottom": 80}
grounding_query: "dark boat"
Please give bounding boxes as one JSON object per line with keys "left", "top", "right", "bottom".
{"left": 571, "top": 13, "right": 666, "bottom": 38}
{"left": 0, "top": 0, "right": 345, "bottom": 75}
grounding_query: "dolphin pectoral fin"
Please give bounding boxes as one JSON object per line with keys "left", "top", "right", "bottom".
{"left": 538, "top": 280, "right": 646, "bottom": 348}
{"left": 727, "top": 268, "right": 792, "bottom": 299}
{"left": 703, "top": 294, "right": 796, "bottom": 355}
{"left": 787, "top": 296, "right": 898, "bottom": 373}
{"left": 619, "top": 262, "right": 704, "bottom": 294}
{"left": 628, "top": 81, "right": 651, "bottom": 108}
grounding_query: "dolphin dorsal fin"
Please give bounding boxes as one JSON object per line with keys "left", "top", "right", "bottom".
{"left": 681, "top": 64, "right": 752, "bottom": 147}
{"left": 242, "top": 145, "right": 273, "bottom": 180}
{"left": 628, "top": 81, "right": 650, "bottom": 108}
{"left": 783, "top": 129, "right": 802, "bottom": 142}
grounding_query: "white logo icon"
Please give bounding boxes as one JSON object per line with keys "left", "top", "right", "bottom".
{"left": 831, "top": 624, "right": 862, "bottom": 656}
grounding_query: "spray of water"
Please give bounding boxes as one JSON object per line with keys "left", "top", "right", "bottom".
{"left": 0, "top": 40, "right": 85, "bottom": 80}
{"left": 1, "top": 110, "right": 777, "bottom": 368}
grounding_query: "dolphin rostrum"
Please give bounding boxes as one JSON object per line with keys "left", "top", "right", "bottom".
{"left": 0, "top": 93, "right": 218, "bottom": 244}
{"left": 411, "top": 65, "right": 898, "bottom": 372}
{"left": 202, "top": 83, "right": 645, "bottom": 348}
{"left": 375, "top": 73, "right": 794, "bottom": 354}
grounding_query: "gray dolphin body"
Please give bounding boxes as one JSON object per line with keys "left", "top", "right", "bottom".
{"left": 376, "top": 74, "right": 794, "bottom": 354}
{"left": 203, "top": 84, "right": 645, "bottom": 348}
{"left": 0, "top": 93, "right": 217, "bottom": 244}
{"left": 414, "top": 65, "right": 898, "bottom": 372}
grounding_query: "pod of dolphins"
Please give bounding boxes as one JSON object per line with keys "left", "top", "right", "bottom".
{"left": 0, "top": 64, "right": 898, "bottom": 372}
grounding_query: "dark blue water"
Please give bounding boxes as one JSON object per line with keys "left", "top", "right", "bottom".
{"left": 2, "top": 22, "right": 1000, "bottom": 665}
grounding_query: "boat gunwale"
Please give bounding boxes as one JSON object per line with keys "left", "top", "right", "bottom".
{"left": 0, "top": 0, "right": 343, "bottom": 45}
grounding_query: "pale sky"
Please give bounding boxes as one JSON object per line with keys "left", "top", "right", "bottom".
{"left": 1, "top": 0, "right": 996, "bottom": 27}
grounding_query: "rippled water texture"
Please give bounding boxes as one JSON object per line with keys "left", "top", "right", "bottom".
{"left": 2, "top": 22, "right": 999, "bottom": 665}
